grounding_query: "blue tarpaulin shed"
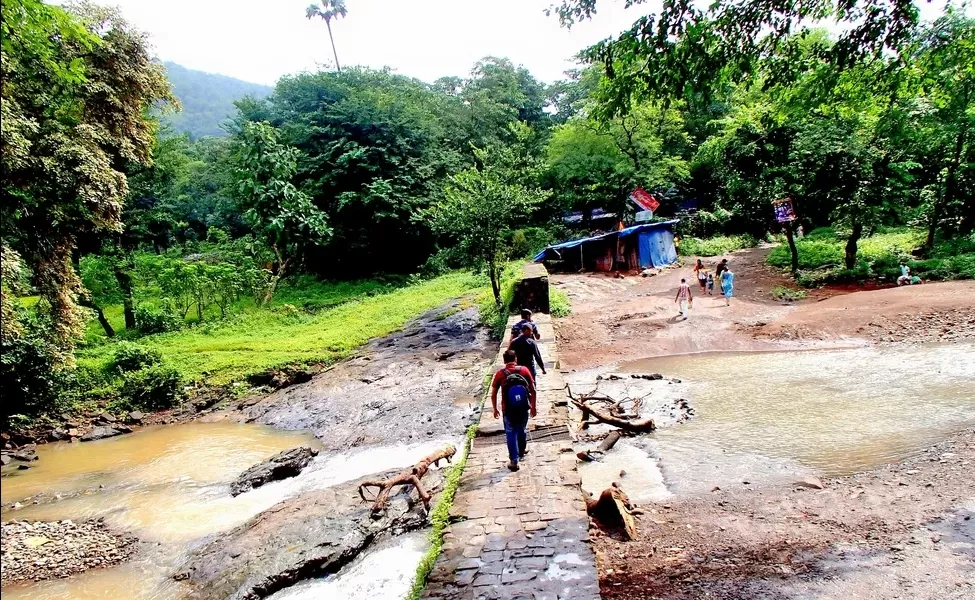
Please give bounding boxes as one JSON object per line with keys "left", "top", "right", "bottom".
{"left": 533, "top": 220, "right": 679, "bottom": 272}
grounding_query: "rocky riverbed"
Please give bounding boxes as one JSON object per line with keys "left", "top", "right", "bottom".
{"left": 0, "top": 519, "right": 135, "bottom": 584}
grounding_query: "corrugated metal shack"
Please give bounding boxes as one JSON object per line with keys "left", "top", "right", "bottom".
{"left": 533, "top": 221, "right": 679, "bottom": 273}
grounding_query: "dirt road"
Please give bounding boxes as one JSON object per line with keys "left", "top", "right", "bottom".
{"left": 555, "top": 247, "right": 975, "bottom": 367}
{"left": 553, "top": 247, "right": 975, "bottom": 600}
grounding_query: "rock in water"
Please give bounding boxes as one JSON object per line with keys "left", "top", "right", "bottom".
{"left": 229, "top": 446, "right": 319, "bottom": 497}
{"left": 177, "top": 476, "right": 435, "bottom": 600}
{"left": 80, "top": 426, "right": 129, "bottom": 442}
{"left": 127, "top": 411, "right": 145, "bottom": 424}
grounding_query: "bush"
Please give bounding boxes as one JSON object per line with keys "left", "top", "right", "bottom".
{"left": 680, "top": 235, "right": 757, "bottom": 257}
{"left": 135, "top": 302, "right": 183, "bottom": 334}
{"left": 771, "top": 286, "right": 807, "bottom": 302}
{"left": 510, "top": 227, "right": 557, "bottom": 259}
{"left": 767, "top": 240, "right": 844, "bottom": 270}
{"left": 550, "top": 289, "right": 572, "bottom": 317}
{"left": 0, "top": 327, "right": 72, "bottom": 424}
{"left": 111, "top": 342, "right": 162, "bottom": 373}
{"left": 119, "top": 365, "right": 184, "bottom": 411}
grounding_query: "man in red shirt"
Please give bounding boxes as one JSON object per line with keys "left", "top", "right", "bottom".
{"left": 490, "top": 349, "right": 538, "bottom": 471}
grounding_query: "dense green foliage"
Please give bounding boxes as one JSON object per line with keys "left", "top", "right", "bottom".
{"left": 2, "top": 0, "right": 972, "bottom": 426}
{"left": 161, "top": 62, "right": 271, "bottom": 139}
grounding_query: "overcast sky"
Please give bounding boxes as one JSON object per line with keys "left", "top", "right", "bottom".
{"left": 96, "top": 0, "right": 642, "bottom": 86}
{"left": 95, "top": 0, "right": 958, "bottom": 87}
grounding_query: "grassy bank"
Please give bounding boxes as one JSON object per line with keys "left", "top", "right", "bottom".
{"left": 767, "top": 228, "right": 975, "bottom": 286}
{"left": 679, "top": 235, "right": 757, "bottom": 257}
{"left": 78, "top": 271, "right": 488, "bottom": 388}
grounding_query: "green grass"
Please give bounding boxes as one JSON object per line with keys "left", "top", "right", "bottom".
{"left": 78, "top": 271, "right": 487, "bottom": 385}
{"left": 478, "top": 263, "right": 525, "bottom": 339}
{"left": 679, "top": 235, "right": 757, "bottom": 257}
{"left": 767, "top": 228, "right": 974, "bottom": 286}
{"left": 550, "top": 288, "right": 571, "bottom": 318}
{"left": 771, "top": 285, "right": 808, "bottom": 302}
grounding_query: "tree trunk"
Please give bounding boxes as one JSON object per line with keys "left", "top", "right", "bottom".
{"left": 114, "top": 265, "right": 136, "bottom": 329}
{"left": 263, "top": 246, "right": 288, "bottom": 306}
{"left": 326, "top": 20, "right": 341, "bottom": 72}
{"left": 785, "top": 224, "right": 799, "bottom": 275}
{"left": 844, "top": 220, "right": 863, "bottom": 270}
{"left": 488, "top": 259, "right": 502, "bottom": 307}
{"left": 79, "top": 297, "right": 115, "bottom": 337}
{"left": 927, "top": 121, "right": 969, "bottom": 249}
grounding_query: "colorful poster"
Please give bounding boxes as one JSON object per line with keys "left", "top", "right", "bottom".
{"left": 773, "top": 198, "right": 796, "bottom": 223}
{"left": 629, "top": 188, "right": 660, "bottom": 213}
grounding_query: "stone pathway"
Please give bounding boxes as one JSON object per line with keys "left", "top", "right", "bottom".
{"left": 423, "top": 313, "right": 600, "bottom": 600}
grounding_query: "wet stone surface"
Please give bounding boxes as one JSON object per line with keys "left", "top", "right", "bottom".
{"left": 422, "top": 315, "right": 600, "bottom": 600}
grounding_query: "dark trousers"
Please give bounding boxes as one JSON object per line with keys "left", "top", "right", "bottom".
{"left": 503, "top": 409, "right": 529, "bottom": 463}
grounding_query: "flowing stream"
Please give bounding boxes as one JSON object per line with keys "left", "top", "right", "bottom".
{"left": 1, "top": 422, "right": 450, "bottom": 600}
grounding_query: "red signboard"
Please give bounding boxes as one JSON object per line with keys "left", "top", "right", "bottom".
{"left": 629, "top": 188, "right": 660, "bottom": 212}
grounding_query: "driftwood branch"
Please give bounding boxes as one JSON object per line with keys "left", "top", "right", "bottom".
{"left": 577, "top": 430, "right": 622, "bottom": 462}
{"left": 566, "top": 383, "right": 655, "bottom": 432}
{"left": 358, "top": 445, "right": 456, "bottom": 515}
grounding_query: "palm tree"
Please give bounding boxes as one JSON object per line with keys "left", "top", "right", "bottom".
{"left": 305, "top": 1, "right": 348, "bottom": 73}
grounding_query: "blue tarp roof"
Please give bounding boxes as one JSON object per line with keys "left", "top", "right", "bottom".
{"left": 532, "top": 220, "right": 679, "bottom": 261}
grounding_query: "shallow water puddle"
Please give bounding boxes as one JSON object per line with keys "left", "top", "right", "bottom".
{"left": 624, "top": 343, "right": 975, "bottom": 480}
{"left": 578, "top": 440, "right": 670, "bottom": 504}
{"left": 1, "top": 421, "right": 457, "bottom": 599}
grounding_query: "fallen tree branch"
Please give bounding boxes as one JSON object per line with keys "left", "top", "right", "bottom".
{"left": 569, "top": 397, "right": 656, "bottom": 432}
{"left": 358, "top": 445, "right": 456, "bottom": 515}
{"left": 577, "top": 430, "right": 622, "bottom": 462}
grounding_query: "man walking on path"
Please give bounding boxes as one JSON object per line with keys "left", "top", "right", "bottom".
{"left": 510, "top": 309, "right": 540, "bottom": 340}
{"left": 675, "top": 278, "right": 692, "bottom": 320}
{"left": 491, "top": 349, "right": 537, "bottom": 471}
{"left": 509, "top": 324, "right": 547, "bottom": 380}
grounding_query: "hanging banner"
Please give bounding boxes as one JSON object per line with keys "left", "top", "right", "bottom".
{"left": 629, "top": 187, "right": 660, "bottom": 213}
{"left": 772, "top": 197, "right": 796, "bottom": 223}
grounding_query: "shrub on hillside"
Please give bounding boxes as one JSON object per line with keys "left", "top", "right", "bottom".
{"left": 119, "top": 365, "right": 184, "bottom": 411}
{"left": 768, "top": 240, "right": 844, "bottom": 270}
{"left": 135, "top": 303, "right": 183, "bottom": 334}
{"left": 680, "top": 235, "right": 757, "bottom": 257}
{"left": 111, "top": 342, "right": 162, "bottom": 373}
{"left": 0, "top": 325, "right": 72, "bottom": 424}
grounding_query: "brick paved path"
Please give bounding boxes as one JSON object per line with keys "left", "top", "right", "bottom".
{"left": 423, "top": 314, "right": 600, "bottom": 600}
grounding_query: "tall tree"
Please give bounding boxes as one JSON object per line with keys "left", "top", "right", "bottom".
{"left": 0, "top": 0, "right": 175, "bottom": 354}
{"left": 306, "top": 0, "right": 348, "bottom": 72}
{"left": 426, "top": 128, "right": 551, "bottom": 306}
{"left": 233, "top": 122, "right": 331, "bottom": 303}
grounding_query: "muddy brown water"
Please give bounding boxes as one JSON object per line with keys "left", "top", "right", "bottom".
{"left": 621, "top": 343, "right": 975, "bottom": 492}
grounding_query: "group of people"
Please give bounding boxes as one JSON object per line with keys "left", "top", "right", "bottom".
{"left": 675, "top": 258, "right": 735, "bottom": 319}
{"left": 490, "top": 309, "right": 547, "bottom": 472}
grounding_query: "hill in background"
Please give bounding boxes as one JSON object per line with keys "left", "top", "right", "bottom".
{"left": 162, "top": 61, "right": 272, "bottom": 139}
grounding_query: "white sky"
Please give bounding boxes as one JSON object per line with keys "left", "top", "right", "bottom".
{"left": 95, "top": 0, "right": 644, "bottom": 86}
{"left": 92, "top": 0, "right": 958, "bottom": 87}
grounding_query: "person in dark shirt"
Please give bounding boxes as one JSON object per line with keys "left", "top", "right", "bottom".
{"left": 508, "top": 324, "right": 547, "bottom": 380}
{"left": 510, "top": 309, "right": 540, "bottom": 341}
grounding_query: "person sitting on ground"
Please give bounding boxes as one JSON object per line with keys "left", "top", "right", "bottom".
{"left": 706, "top": 272, "right": 715, "bottom": 295}
{"left": 694, "top": 259, "right": 708, "bottom": 291}
{"left": 510, "top": 309, "right": 540, "bottom": 340}
{"left": 720, "top": 266, "right": 735, "bottom": 306}
{"left": 490, "top": 349, "right": 537, "bottom": 471}
{"left": 898, "top": 264, "right": 912, "bottom": 286}
{"left": 675, "top": 278, "right": 692, "bottom": 320}
{"left": 508, "top": 324, "right": 547, "bottom": 381}
{"left": 715, "top": 258, "right": 729, "bottom": 278}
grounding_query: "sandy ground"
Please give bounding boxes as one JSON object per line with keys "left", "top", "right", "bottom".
{"left": 553, "top": 248, "right": 975, "bottom": 599}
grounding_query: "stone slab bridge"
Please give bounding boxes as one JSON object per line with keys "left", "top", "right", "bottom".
{"left": 422, "top": 266, "right": 599, "bottom": 600}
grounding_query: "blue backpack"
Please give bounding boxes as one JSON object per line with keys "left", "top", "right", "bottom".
{"left": 501, "top": 368, "right": 531, "bottom": 414}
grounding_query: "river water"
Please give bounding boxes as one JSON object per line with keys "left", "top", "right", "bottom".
{"left": 0, "top": 422, "right": 451, "bottom": 600}
{"left": 615, "top": 343, "right": 975, "bottom": 495}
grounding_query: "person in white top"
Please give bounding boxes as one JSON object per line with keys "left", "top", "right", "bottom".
{"left": 674, "top": 278, "right": 692, "bottom": 320}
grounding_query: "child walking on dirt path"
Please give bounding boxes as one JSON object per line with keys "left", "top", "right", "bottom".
{"left": 694, "top": 259, "right": 708, "bottom": 291}
{"left": 720, "top": 267, "right": 735, "bottom": 306}
{"left": 491, "top": 349, "right": 537, "bottom": 472}
{"left": 675, "top": 278, "right": 693, "bottom": 319}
